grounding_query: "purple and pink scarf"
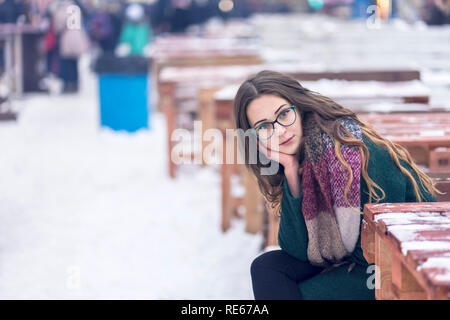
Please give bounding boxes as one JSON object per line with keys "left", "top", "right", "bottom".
{"left": 301, "top": 115, "right": 363, "bottom": 267}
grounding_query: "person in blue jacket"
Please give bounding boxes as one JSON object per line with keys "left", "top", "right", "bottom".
{"left": 233, "top": 70, "right": 441, "bottom": 300}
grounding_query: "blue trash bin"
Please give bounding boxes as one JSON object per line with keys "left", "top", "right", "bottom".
{"left": 94, "top": 55, "right": 151, "bottom": 132}
{"left": 352, "top": 0, "right": 372, "bottom": 19}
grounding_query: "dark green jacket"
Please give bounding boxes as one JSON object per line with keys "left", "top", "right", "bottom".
{"left": 278, "top": 133, "right": 437, "bottom": 300}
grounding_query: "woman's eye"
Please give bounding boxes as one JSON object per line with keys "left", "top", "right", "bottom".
{"left": 279, "top": 109, "right": 291, "bottom": 118}
{"left": 257, "top": 123, "right": 269, "bottom": 130}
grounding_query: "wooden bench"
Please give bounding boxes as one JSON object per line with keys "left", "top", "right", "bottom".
{"left": 0, "top": 32, "right": 16, "bottom": 120}
{"left": 358, "top": 112, "right": 450, "bottom": 172}
{"left": 151, "top": 36, "right": 263, "bottom": 112}
{"left": 285, "top": 70, "right": 421, "bottom": 82}
{"left": 158, "top": 66, "right": 262, "bottom": 179}
{"left": 425, "top": 171, "right": 450, "bottom": 202}
{"left": 361, "top": 202, "right": 450, "bottom": 300}
{"left": 299, "top": 79, "right": 430, "bottom": 107}
{"left": 0, "top": 96, "right": 16, "bottom": 121}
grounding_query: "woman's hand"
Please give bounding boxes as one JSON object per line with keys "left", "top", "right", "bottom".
{"left": 258, "top": 140, "right": 298, "bottom": 173}
{"left": 258, "top": 140, "right": 301, "bottom": 197}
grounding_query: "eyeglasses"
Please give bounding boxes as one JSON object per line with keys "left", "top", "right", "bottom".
{"left": 250, "top": 105, "right": 297, "bottom": 140}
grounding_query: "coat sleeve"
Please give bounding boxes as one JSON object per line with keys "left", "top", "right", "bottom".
{"left": 278, "top": 176, "right": 309, "bottom": 262}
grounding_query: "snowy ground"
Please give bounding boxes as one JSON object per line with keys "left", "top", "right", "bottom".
{"left": 0, "top": 58, "right": 263, "bottom": 299}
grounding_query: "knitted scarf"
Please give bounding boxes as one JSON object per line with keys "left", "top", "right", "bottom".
{"left": 301, "top": 114, "right": 363, "bottom": 267}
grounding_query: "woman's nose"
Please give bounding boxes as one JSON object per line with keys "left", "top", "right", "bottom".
{"left": 274, "top": 123, "right": 287, "bottom": 138}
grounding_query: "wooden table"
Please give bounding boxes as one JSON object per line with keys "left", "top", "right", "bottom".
{"left": 0, "top": 24, "right": 46, "bottom": 96}
{"left": 361, "top": 202, "right": 450, "bottom": 300}
{"left": 151, "top": 35, "right": 263, "bottom": 108}
{"left": 159, "top": 65, "right": 262, "bottom": 179}
{"left": 358, "top": 112, "right": 450, "bottom": 172}
{"left": 299, "top": 79, "right": 431, "bottom": 106}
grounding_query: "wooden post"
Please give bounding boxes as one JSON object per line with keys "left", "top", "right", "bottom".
{"left": 429, "top": 148, "right": 450, "bottom": 172}
{"left": 199, "top": 87, "right": 221, "bottom": 167}
{"left": 221, "top": 129, "right": 232, "bottom": 232}
{"left": 243, "top": 169, "right": 263, "bottom": 234}
{"left": 361, "top": 218, "right": 376, "bottom": 264}
{"left": 160, "top": 82, "right": 176, "bottom": 179}
{"left": 375, "top": 232, "right": 396, "bottom": 300}
{"left": 391, "top": 254, "right": 427, "bottom": 299}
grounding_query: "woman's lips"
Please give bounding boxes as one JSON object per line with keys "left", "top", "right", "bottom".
{"left": 280, "top": 136, "right": 294, "bottom": 145}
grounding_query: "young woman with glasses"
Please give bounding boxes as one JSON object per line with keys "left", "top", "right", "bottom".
{"left": 233, "top": 70, "right": 441, "bottom": 300}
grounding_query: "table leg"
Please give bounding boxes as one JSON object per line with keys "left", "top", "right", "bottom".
{"left": 391, "top": 253, "right": 427, "bottom": 299}
{"left": 375, "top": 231, "right": 395, "bottom": 300}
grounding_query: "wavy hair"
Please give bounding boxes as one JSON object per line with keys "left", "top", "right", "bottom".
{"left": 233, "top": 70, "right": 443, "bottom": 216}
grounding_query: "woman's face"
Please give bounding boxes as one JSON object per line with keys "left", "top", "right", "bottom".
{"left": 246, "top": 94, "right": 302, "bottom": 154}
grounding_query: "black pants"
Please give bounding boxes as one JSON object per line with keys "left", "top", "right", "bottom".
{"left": 250, "top": 249, "right": 324, "bottom": 300}
{"left": 60, "top": 57, "right": 79, "bottom": 91}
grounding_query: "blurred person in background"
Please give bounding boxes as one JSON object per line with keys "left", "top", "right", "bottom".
{"left": 170, "top": 0, "right": 191, "bottom": 33}
{"left": 394, "top": 0, "right": 423, "bottom": 23}
{"left": 115, "top": 3, "right": 153, "bottom": 57}
{"left": 88, "top": 1, "right": 123, "bottom": 54}
{"left": 43, "top": 4, "right": 60, "bottom": 80}
{"left": 427, "top": 0, "right": 450, "bottom": 24}
{"left": 0, "top": 0, "right": 26, "bottom": 23}
{"left": 0, "top": 0, "right": 25, "bottom": 75}
{"left": 52, "top": 0, "right": 90, "bottom": 93}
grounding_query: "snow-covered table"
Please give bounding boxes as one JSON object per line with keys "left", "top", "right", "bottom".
{"left": 362, "top": 202, "right": 450, "bottom": 300}
{"left": 358, "top": 112, "right": 450, "bottom": 173}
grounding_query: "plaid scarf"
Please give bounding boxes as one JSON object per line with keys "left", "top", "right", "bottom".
{"left": 301, "top": 114, "right": 363, "bottom": 267}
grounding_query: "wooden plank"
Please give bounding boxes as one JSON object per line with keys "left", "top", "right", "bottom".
{"left": 160, "top": 82, "right": 177, "bottom": 179}
{"left": 291, "top": 70, "right": 421, "bottom": 82}
{"left": 361, "top": 217, "right": 376, "bottom": 264}
{"left": 366, "top": 202, "right": 450, "bottom": 299}
{"left": 199, "top": 87, "right": 222, "bottom": 167}
{"left": 375, "top": 230, "right": 396, "bottom": 299}
{"left": 243, "top": 169, "right": 264, "bottom": 234}
{"left": 429, "top": 149, "right": 450, "bottom": 172}
{"left": 0, "top": 111, "right": 17, "bottom": 121}
{"left": 221, "top": 140, "right": 232, "bottom": 232}
{"left": 391, "top": 251, "right": 428, "bottom": 299}
{"left": 364, "top": 202, "right": 450, "bottom": 222}
{"left": 435, "top": 180, "right": 450, "bottom": 202}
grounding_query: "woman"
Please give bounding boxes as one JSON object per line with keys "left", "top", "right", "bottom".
{"left": 52, "top": 0, "right": 90, "bottom": 93}
{"left": 233, "top": 70, "right": 441, "bottom": 300}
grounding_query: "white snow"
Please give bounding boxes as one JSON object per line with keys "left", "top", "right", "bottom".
{"left": 0, "top": 57, "right": 263, "bottom": 299}
{"left": 417, "top": 257, "right": 450, "bottom": 283}
{"left": 387, "top": 224, "right": 450, "bottom": 242}
{"left": 401, "top": 241, "right": 450, "bottom": 256}
{"left": 374, "top": 212, "right": 450, "bottom": 223}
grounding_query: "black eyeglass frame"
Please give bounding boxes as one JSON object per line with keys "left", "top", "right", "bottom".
{"left": 250, "top": 105, "right": 297, "bottom": 141}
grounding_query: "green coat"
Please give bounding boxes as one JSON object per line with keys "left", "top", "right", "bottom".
{"left": 119, "top": 22, "right": 152, "bottom": 56}
{"left": 278, "top": 133, "right": 437, "bottom": 300}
